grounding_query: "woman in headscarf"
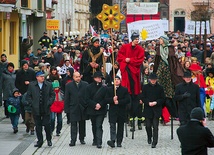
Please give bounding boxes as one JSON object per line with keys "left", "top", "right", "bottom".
{"left": 153, "top": 35, "right": 184, "bottom": 124}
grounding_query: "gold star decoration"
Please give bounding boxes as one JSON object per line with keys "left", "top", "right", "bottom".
{"left": 141, "top": 29, "right": 148, "bottom": 40}
{"left": 96, "top": 4, "right": 125, "bottom": 30}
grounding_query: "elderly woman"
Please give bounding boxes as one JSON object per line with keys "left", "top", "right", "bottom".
{"left": 153, "top": 35, "right": 184, "bottom": 124}
{"left": 1, "top": 63, "right": 16, "bottom": 118}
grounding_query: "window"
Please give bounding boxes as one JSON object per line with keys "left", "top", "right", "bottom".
{"left": 37, "top": 0, "right": 42, "bottom": 11}
{"left": 21, "top": 0, "right": 28, "bottom": 7}
{"left": 9, "top": 22, "right": 15, "bottom": 55}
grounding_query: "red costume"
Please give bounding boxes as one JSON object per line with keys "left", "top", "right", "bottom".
{"left": 117, "top": 43, "right": 145, "bottom": 95}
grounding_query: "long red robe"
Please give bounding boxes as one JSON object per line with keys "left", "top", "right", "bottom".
{"left": 117, "top": 43, "right": 145, "bottom": 95}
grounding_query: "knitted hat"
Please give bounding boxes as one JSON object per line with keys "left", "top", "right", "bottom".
{"left": 190, "top": 107, "right": 204, "bottom": 120}
{"left": 21, "top": 60, "right": 28, "bottom": 67}
{"left": 52, "top": 80, "right": 60, "bottom": 88}
{"left": 36, "top": 71, "right": 45, "bottom": 77}
{"left": 131, "top": 32, "right": 139, "bottom": 41}
{"left": 7, "top": 62, "right": 14, "bottom": 68}
{"left": 189, "top": 63, "right": 202, "bottom": 71}
{"left": 91, "top": 37, "right": 99, "bottom": 43}
{"left": 160, "top": 35, "right": 169, "bottom": 46}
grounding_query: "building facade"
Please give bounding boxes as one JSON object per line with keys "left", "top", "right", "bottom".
{"left": 169, "top": 0, "right": 214, "bottom": 33}
{"left": 53, "top": 0, "right": 90, "bottom": 38}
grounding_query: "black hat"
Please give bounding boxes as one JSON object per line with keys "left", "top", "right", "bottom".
{"left": 183, "top": 71, "right": 192, "bottom": 78}
{"left": 190, "top": 107, "right": 204, "bottom": 120}
{"left": 33, "top": 56, "right": 39, "bottom": 61}
{"left": 21, "top": 60, "right": 28, "bottom": 67}
{"left": 43, "top": 31, "right": 47, "bottom": 34}
{"left": 148, "top": 73, "right": 158, "bottom": 80}
{"left": 7, "top": 62, "right": 14, "bottom": 68}
{"left": 92, "top": 71, "right": 103, "bottom": 78}
{"left": 115, "top": 75, "right": 121, "bottom": 80}
{"left": 131, "top": 32, "right": 139, "bottom": 41}
{"left": 206, "top": 68, "right": 214, "bottom": 75}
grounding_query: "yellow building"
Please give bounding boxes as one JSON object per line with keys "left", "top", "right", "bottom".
{"left": 0, "top": 5, "right": 19, "bottom": 68}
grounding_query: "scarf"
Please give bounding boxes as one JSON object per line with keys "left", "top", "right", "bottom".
{"left": 160, "top": 45, "right": 169, "bottom": 65}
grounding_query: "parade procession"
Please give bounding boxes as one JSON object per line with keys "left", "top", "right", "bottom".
{"left": 0, "top": 0, "right": 214, "bottom": 155}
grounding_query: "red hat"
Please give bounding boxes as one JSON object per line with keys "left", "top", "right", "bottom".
{"left": 189, "top": 63, "right": 202, "bottom": 71}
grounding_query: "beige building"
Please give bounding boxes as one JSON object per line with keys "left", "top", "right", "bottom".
{"left": 169, "top": 0, "right": 214, "bottom": 33}
{"left": 53, "top": 0, "right": 90, "bottom": 37}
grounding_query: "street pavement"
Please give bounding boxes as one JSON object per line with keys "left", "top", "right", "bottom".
{"left": 0, "top": 106, "right": 214, "bottom": 155}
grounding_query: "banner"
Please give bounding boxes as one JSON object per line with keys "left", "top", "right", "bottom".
{"left": 185, "top": 20, "right": 210, "bottom": 35}
{"left": 127, "top": 20, "right": 167, "bottom": 41}
{"left": 127, "top": 2, "right": 158, "bottom": 15}
{"left": 46, "top": 19, "right": 59, "bottom": 30}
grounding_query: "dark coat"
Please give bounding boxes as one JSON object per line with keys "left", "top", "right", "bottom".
{"left": 21, "top": 39, "right": 33, "bottom": 60}
{"left": 1, "top": 70, "right": 16, "bottom": 100}
{"left": 140, "top": 82, "right": 165, "bottom": 118}
{"left": 26, "top": 81, "right": 55, "bottom": 115}
{"left": 177, "top": 121, "right": 214, "bottom": 155}
{"left": 174, "top": 81, "right": 201, "bottom": 122}
{"left": 105, "top": 85, "right": 130, "bottom": 123}
{"left": 15, "top": 68, "right": 36, "bottom": 94}
{"left": 153, "top": 45, "right": 184, "bottom": 86}
{"left": 85, "top": 82, "right": 108, "bottom": 115}
{"left": 64, "top": 80, "right": 88, "bottom": 122}
{"left": 80, "top": 46, "right": 103, "bottom": 83}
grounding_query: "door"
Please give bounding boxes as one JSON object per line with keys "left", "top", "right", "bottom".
{"left": 174, "top": 17, "right": 185, "bottom": 32}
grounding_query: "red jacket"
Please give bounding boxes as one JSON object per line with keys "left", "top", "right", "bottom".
{"left": 117, "top": 43, "right": 145, "bottom": 95}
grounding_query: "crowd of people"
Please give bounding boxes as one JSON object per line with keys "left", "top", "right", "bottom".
{"left": 0, "top": 28, "right": 214, "bottom": 154}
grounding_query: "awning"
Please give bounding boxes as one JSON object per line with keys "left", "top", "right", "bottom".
{"left": 0, "top": 4, "right": 14, "bottom": 12}
{"left": 19, "top": 8, "right": 32, "bottom": 15}
{"left": 35, "top": 11, "right": 44, "bottom": 17}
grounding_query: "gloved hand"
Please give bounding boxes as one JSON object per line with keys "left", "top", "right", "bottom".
{"left": 182, "top": 92, "right": 191, "bottom": 98}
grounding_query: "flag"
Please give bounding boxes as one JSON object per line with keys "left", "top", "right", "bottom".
{"left": 90, "top": 25, "right": 98, "bottom": 37}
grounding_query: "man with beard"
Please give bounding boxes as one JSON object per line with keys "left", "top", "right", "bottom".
{"left": 80, "top": 37, "right": 104, "bottom": 83}
{"left": 117, "top": 32, "right": 145, "bottom": 133}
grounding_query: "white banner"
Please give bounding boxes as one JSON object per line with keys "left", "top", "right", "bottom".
{"left": 127, "top": 2, "right": 159, "bottom": 15}
{"left": 185, "top": 20, "right": 210, "bottom": 35}
{"left": 127, "top": 20, "right": 167, "bottom": 41}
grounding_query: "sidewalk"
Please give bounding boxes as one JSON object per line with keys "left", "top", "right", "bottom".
{"left": 0, "top": 105, "right": 214, "bottom": 155}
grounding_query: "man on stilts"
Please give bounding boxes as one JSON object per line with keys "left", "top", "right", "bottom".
{"left": 117, "top": 32, "right": 145, "bottom": 138}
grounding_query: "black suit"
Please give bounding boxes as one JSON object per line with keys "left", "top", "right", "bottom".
{"left": 26, "top": 80, "right": 55, "bottom": 145}
{"left": 106, "top": 85, "right": 130, "bottom": 145}
{"left": 141, "top": 82, "right": 165, "bottom": 146}
{"left": 85, "top": 82, "right": 107, "bottom": 146}
{"left": 177, "top": 120, "right": 214, "bottom": 155}
{"left": 174, "top": 81, "right": 201, "bottom": 125}
{"left": 64, "top": 80, "right": 88, "bottom": 142}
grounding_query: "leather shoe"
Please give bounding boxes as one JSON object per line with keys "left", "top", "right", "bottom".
{"left": 92, "top": 141, "right": 97, "bottom": 146}
{"left": 107, "top": 140, "right": 115, "bottom": 148}
{"left": 34, "top": 143, "right": 42, "bottom": 148}
{"left": 47, "top": 141, "right": 52, "bottom": 147}
{"left": 117, "top": 143, "right": 122, "bottom": 147}
{"left": 97, "top": 145, "right": 102, "bottom": 149}
{"left": 80, "top": 140, "right": 86, "bottom": 145}
{"left": 147, "top": 138, "right": 152, "bottom": 144}
{"left": 151, "top": 144, "right": 156, "bottom": 148}
{"left": 69, "top": 141, "right": 76, "bottom": 147}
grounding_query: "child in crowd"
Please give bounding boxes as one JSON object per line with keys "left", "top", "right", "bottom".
{"left": 50, "top": 80, "right": 64, "bottom": 136}
{"left": 7, "top": 88, "right": 21, "bottom": 133}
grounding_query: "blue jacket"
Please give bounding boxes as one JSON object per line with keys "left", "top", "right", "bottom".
{"left": 7, "top": 96, "right": 21, "bottom": 115}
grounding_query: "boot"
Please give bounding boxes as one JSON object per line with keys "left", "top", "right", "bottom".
{"left": 138, "top": 120, "right": 142, "bottom": 130}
